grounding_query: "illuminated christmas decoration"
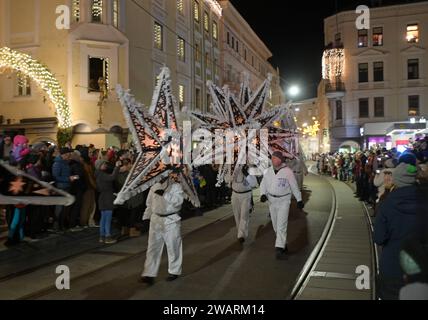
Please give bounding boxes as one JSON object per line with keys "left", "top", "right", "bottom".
{"left": 92, "top": 0, "right": 103, "bottom": 18}
{"left": 191, "top": 75, "right": 299, "bottom": 186}
{"left": 72, "top": 0, "right": 80, "bottom": 22}
{"left": 322, "top": 48, "right": 345, "bottom": 81}
{"left": 114, "top": 68, "right": 200, "bottom": 207}
{"left": 0, "top": 47, "right": 72, "bottom": 128}
{"left": 302, "top": 120, "right": 320, "bottom": 137}
{"left": 0, "top": 160, "right": 75, "bottom": 206}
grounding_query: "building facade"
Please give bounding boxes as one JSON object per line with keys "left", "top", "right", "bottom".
{"left": 323, "top": 1, "right": 428, "bottom": 152}
{"left": 0, "top": 0, "right": 282, "bottom": 148}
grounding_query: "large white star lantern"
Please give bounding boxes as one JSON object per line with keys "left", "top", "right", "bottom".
{"left": 191, "top": 74, "right": 299, "bottom": 186}
{"left": 114, "top": 68, "right": 200, "bottom": 207}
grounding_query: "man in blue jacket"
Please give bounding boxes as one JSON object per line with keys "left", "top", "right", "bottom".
{"left": 52, "top": 147, "right": 72, "bottom": 231}
{"left": 374, "top": 162, "right": 420, "bottom": 300}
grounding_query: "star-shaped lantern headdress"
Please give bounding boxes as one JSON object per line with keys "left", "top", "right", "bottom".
{"left": 114, "top": 68, "right": 200, "bottom": 207}
{"left": 0, "top": 161, "right": 75, "bottom": 206}
{"left": 191, "top": 74, "right": 299, "bottom": 186}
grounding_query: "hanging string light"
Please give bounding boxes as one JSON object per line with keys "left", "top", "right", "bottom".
{"left": 92, "top": 0, "right": 103, "bottom": 18}
{"left": 322, "top": 48, "right": 345, "bottom": 81}
{"left": 0, "top": 47, "right": 72, "bottom": 128}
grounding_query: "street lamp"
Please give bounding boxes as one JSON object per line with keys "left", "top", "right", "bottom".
{"left": 288, "top": 85, "right": 300, "bottom": 98}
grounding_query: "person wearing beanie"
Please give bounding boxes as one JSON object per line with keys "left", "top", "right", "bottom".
{"left": 11, "top": 135, "right": 30, "bottom": 166}
{"left": 260, "top": 151, "right": 304, "bottom": 260}
{"left": 373, "top": 159, "right": 396, "bottom": 204}
{"left": 399, "top": 152, "right": 417, "bottom": 166}
{"left": 374, "top": 162, "right": 421, "bottom": 300}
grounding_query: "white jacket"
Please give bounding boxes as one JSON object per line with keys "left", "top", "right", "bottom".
{"left": 260, "top": 166, "right": 302, "bottom": 202}
{"left": 232, "top": 168, "right": 258, "bottom": 193}
{"left": 143, "top": 181, "right": 184, "bottom": 220}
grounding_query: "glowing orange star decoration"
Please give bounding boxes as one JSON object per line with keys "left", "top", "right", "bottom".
{"left": 9, "top": 177, "right": 26, "bottom": 195}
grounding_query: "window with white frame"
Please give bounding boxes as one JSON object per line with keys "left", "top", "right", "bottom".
{"left": 358, "top": 29, "right": 368, "bottom": 48}
{"left": 88, "top": 56, "right": 109, "bottom": 93}
{"left": 154, "top": 22, "right": 163, "bottom": 51}
{"left": 213, "top": 21, "right": 218, "bottom": 40}
{"left": 408, "top": 59, "right": 419, "bottom": 80}
{"left": 177, "top": 37, "right": 185, "bottom": 62}
{"left": 15, "top": 73, "right": 31, "bottom": 97}
{"left": 91, "top": 0, "right": 103, "bottom": 23}
{"left": 195, "top": 88, "right": 201, "bottom": 110}
{"left": 374, "top": 97, "right": 384, "bottom": 118}
{"left": 373, "top": 61, "right": 384, "bottom": 82}
{"left": 373, "top": 27, "right": 383, "bottom": 46}
{"left": 409, "top": 95, "right": 420, "bottom": 116}
{"left": 406, "top": 24, "right": 419, "bottom": 43}
{"left": 359, "top": 98, "right": 369, "bottom": 118}
{"left": 193, "top": 1, "right": 200, "bottom": 23}
{"left": 204, "top": 12, "right": 209, "bottom": 32}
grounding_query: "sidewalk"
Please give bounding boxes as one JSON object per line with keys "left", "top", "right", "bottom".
{"left": 297, "top": 177, "right": 374, "bottom": 300}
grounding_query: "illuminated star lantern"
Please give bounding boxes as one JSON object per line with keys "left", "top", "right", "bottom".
{"left": 9, "top": 177, "right": 26, "bottom": 195}
{"left": 114, "top": 68, "right": 200, "bottom": 207}
{"left": 0, "top": 161, "right": 75, "bottom": 206}
{"left": 191, "top": 74, "right": 296, "bottom": 186}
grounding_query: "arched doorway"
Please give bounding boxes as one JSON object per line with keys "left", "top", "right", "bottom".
{"left": 0, "top": 47, "right": 72, "bottom": 129}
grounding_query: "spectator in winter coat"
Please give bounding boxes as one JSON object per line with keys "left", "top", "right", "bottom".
{"left": 68, "top": 151, "right": 87, "bottom": 230}
{"left": 11, "top": 135, "right": 30, "bottom": 166}
{"left": 95, "top": 160, "right": 121, "bottom": 244}
{"left": 374, "top": 162, "right": 420, "bottom": 300}
{"left": 0, "top": 135, "right": 12, "bottom": 161}
{"left": 52, "top": 147, "right": 72, "bottom": 231}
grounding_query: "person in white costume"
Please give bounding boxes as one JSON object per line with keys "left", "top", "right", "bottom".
{"left": 260, "top": 151, "right": 305, "bottom": 260}
{"left": 140, "top": 174, "right": 184, "bottom": 285}
{"left": 231, "top": 165, "right": 258, "bottom": 244}
{"left": 287, "top": 155, "right": 308, "bottom": 191}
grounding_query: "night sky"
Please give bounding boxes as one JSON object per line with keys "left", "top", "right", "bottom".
{"left": 231, "top": 0, "right": 426, "bottom": 99}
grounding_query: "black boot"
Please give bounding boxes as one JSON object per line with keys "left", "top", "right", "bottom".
{"left": 166, "top": 274, "right": 179, "bottom": 282}
{"left": 139, "top": 277, "right": 155, "bottom": 285}
{"left": 275, "top": 247, "right": 288, "bottom": 260}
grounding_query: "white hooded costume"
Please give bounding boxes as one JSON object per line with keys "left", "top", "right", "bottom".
{"left": 260, "top": 165, "right": 302, "bottom": 250}
{"left": 230, "top": 166, "right": 258, "bottom": 240}
{"left": 142, "top": 179, "right": 184, "bottom": 278}
{"left": 287, "top": 157, "right": 308, "bottom": 190}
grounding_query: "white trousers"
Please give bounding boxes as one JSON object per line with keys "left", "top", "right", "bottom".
{"left": 268, "top": 196, "right": 291, "bottom": 249}
{"left": 231, "top": 192, "right": 252, "bottom": 239}
{"left": 142, "top": 214, "right": 183, "bottom": 278}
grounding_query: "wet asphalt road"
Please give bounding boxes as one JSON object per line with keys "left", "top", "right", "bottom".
{"left": 37, "top": 173, "right": 333, "bottom": 300}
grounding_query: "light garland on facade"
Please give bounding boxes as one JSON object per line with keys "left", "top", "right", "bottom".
{"left": 205, "top": 0, "right": 222, "bottom": 17}
{"left": 0, "top": 47, "right": 72, "bottom": 128}
{"left": 322, "top": 48, "right": 345, "bottom": 80}
{"left": 302, "top": 120, "right": 320, "bottom": 137}
{"left": 92, "top": 0, "right": 103, "bottom": 18}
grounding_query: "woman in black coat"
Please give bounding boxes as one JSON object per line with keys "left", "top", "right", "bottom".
{"left": 95, "top": 160, "right": 121, "bottom": 244}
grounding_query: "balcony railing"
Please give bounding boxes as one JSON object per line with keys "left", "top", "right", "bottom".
{"left": 325, "top": 81, "right": 346, "bottom": 93}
